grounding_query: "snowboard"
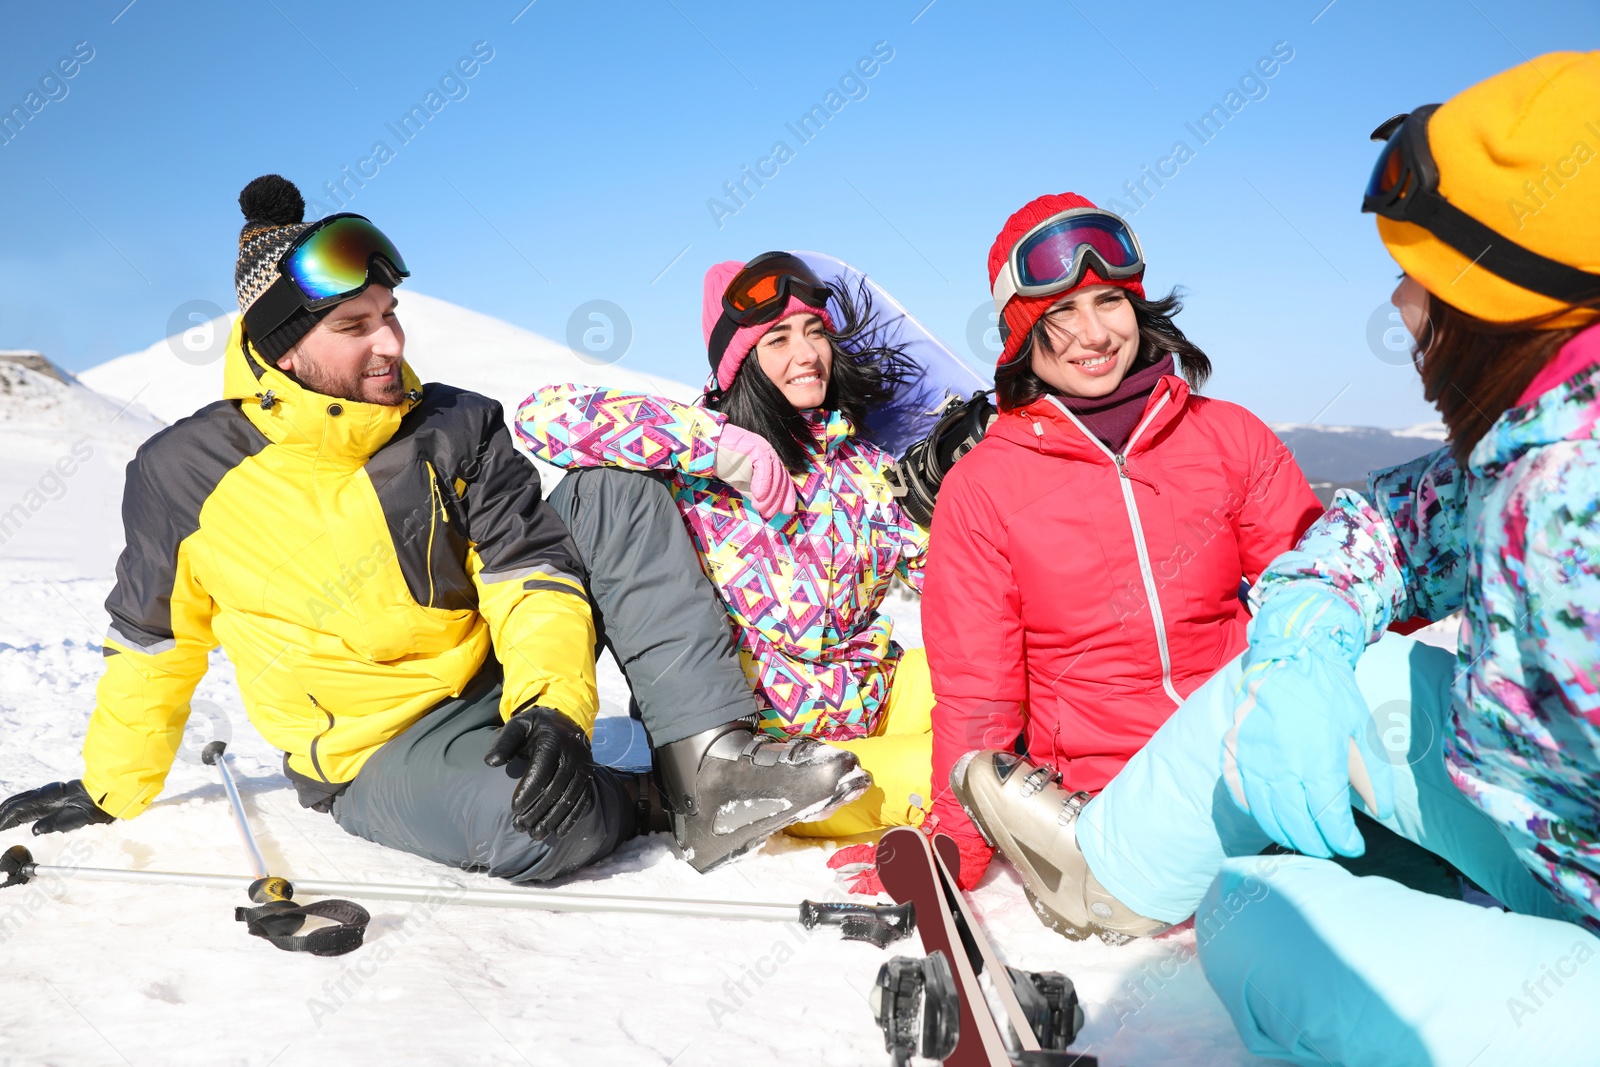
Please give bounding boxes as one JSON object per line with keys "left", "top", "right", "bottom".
{"left": 792, "top": 250, "right": 991, "bottom": 459}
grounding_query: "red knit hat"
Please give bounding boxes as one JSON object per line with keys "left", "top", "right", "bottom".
{"left": 988, "top": 192, "right": 1146, "bottom": 366}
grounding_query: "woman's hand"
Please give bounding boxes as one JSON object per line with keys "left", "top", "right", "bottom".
{"left": 1222, "top": 584, "right": 1392, "bottom": 859}
{"left": 715, "top": 424, "right": 797, "bottom": 520}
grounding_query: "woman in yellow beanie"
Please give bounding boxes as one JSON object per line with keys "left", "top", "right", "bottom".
{"left": 1193, "top": 52, "right": 1600, "bottom": 1064}
{"left": 937, "top": 52, "right": 1600, "bottom": 1064}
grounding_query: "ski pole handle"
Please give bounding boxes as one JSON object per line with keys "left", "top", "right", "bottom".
{"left": 799, "top": 899, "right": 916, "bottom": 948}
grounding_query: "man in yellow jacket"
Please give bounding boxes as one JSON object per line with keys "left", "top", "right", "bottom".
{"left": 0, "top": 176, "right": 653, "bottom": 882}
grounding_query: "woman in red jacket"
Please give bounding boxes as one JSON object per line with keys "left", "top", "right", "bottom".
{"left": 922, "top": 192, "right": 1324, "bottom": 895}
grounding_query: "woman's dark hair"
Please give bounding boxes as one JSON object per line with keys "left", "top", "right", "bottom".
{"left": 707, "top": 280, "right": 914, "bottom": 474}
{"left": 993, "top": 288, "right": 1212, "bottom": 412}
{"left": 1415, "top": 291, "right": 1600, "bottom": 465}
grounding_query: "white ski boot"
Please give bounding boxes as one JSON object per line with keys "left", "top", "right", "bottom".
{"left": 657, "top": 721, "right": 870, "bottom": 873}
{"left": 950, "top": 749, "right": 1169, "bottom": 945}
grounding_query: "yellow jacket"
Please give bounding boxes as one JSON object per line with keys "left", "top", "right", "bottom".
{"left": 82, "top": 321, "right": 596, "bottom": 817}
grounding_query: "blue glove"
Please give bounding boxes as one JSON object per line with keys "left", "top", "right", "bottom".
{"left": 1222, "top": 584, "right": 1391, "bottom": 859}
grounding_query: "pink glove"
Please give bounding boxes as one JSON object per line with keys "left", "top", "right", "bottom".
{"left": 715, "top": 424, "right": 796, "bottom": 520}
{"left": 828, "top": 842, "right": 885, "bottom": 895}
{"left": 826, "top": 832, "right": 993, "bottom": 896}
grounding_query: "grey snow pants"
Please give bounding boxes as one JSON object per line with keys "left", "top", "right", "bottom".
{"left": 327, "top": 465, "right": 753, "bottom": 883}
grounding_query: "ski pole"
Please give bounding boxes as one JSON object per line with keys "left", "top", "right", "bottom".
{"left": 201, "top": 740, "right": 370, "bottom": 956}
{"left": 205, "top": 739, "right": 270, "bottom": 881}
{"left": 0, "top": 846, "right": 915, "bottom": 945}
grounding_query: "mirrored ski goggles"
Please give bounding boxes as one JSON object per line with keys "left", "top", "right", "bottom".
{"left": 244, "top": 214, "right": 410, "bottom": 341}
{"left": 722, "top": 251, "right": 833, "bottom": 326}
{"left": 991, "top": 208, "right": 1144, "bottom": 315}
{"left": 281, "top": 214, "right": 409, "bottom": 308}
{"left": 1362, "top": 106, "right": 1600, "bottom": 304}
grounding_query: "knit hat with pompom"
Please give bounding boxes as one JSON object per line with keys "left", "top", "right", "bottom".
{"left": 233, "top": 174, "right": 322, "bottom": 362}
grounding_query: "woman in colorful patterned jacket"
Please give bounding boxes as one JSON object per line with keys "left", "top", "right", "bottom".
{"left": 518, "top": 253, "right": 936, "bottom": 857}
{"left": 951, "top": 52, "right": 1600, "bottom": 1065}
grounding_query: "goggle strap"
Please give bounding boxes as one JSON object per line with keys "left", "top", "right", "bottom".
{"left": 242, "top": 273, "right": 310, "bottom": 343}
{"left": 1412, "top": 195, "right": 1600, "bottom": 303}
{"left": 706, "top": 313, "right": 741, "bottom": 372}
{"left": 992, "top": 268, "right": 1019, "bottom": 318}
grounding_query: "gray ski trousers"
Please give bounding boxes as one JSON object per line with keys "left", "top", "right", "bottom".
{"left": 328, "top": 466, "right": 753, "bottom": 883}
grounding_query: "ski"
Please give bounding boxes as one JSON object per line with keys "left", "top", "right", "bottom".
{"left": 874, "top": 827, "right": 1095, "bottom": 1066}
{"left": 932, "top": 834, "right": 1091, "bottom": 1064}
{"left": 877, "top": 826, "right": 1013, "bottom": 1066}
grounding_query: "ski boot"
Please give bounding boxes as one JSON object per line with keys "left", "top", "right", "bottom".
{"left": 950, "top": 749, "right": 1169, "bottom": 945}
{"left": 657, "top": 720, "right": 870, "bottom": 873}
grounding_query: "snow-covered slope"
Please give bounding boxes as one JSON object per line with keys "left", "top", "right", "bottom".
{"left": 2, "top": 306, "right": 1273, "bottom": 1067}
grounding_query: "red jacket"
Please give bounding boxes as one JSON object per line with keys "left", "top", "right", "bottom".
{"left": 924, "top": 375, "right": 1322, "bottom": 859}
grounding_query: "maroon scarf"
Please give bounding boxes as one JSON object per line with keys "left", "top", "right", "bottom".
{"left": 1057, "top": 353, "right": 1174, "bottom": 453}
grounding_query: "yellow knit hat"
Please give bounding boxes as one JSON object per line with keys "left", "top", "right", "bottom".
{"left": 1377, "top": 50, "right": 1600, "bottom": 327}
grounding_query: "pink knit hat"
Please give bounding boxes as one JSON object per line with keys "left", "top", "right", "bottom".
{"left": 702, "top": 259, "right": 833, "bottom": 391}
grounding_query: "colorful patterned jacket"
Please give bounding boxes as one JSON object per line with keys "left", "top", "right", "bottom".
{"left": 517, "top": 385, "right": 927, "bottom": 741}
{"left": 1255, "top": 323, "right": 1600, "bottom": 929}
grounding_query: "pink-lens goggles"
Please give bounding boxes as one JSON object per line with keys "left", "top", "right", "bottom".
{"left": 993, "top": 208, "right": 1144, "bottom": 314}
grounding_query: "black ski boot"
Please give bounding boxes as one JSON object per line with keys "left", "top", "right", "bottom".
{"left": 657, "top": 721, "right": 870, "bottom": 873}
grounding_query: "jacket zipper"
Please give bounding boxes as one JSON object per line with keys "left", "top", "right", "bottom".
{"left": 424, "top": 461, "right": 445, "bottom": 608}
{"left": 1045, "top": 394, "right": 1184, "bottom": 707}
{"left": 307, "top": 693, "right": 335, "bottom": 783}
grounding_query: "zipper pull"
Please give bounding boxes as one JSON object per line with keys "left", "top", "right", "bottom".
{"left": 1115, "top": 453, "right": 1129, "bottom": 478}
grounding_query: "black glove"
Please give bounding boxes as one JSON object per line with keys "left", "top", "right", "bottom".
{"left": 0, "top": 780, "right": 115, "bottom": 836}
{"left": 483, "top": 705, "right": 595, "bottom": 837}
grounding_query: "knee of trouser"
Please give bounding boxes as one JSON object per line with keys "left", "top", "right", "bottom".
{"left": 550, "top": 467, "right": 677, "bottom": 561}
{"left": 1193, "top": 855, "right": 1299, "bottom": 958}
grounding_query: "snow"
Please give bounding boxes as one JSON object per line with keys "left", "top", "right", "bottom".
{"left": 3, "top": 297, "right": 1273, "bottom": 1066}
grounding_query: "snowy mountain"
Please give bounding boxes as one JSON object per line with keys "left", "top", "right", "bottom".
{"left": 0, "top": 353, "right": 165, "bottom": 574}
{"left": 1271, "top": 421, "right": 1448, "bottom": 502}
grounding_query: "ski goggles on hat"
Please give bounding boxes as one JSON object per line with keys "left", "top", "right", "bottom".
{"left": 1363, "top": 106, "right": 1600, "bottom": 303}
{"left": 991, "top": 208, "right": 1144, "bottom": 316}
{"left": 721, "top": 252, "right": 833, "bottom": 327}
{"left": 244, "top": 213, "right": 410, "bottom": 340}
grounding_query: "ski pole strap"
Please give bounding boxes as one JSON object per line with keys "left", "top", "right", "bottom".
{"left": 235, "top": 898, "right": 371, "bottom": 957}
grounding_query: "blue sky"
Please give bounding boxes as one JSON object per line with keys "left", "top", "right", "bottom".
{"left": 2, "top": 1, "right": 1595, "bottom": 427}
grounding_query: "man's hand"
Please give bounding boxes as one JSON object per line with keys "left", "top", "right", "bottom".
{"left": 1223, "top": 584, "right": 1391, "bottom": 859}
{"left": 0, "top": 781, "right": 115, "bottom": 836}
{"left": 484, "top": 705, "right": 596, "bottom": 837}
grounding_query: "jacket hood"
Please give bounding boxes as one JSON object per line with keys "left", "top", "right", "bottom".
{"left": 987, "top": 373, "right": 1190, "bottom": 459}
{"left": 222, "top": 318, "right": 423, "bottom": 462}
{"left": 1469, "top": 323, "right": 1600, "bottom": 474}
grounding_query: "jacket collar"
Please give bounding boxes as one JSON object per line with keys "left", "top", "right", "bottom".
{"left": 1469, "top": 323, "right": 1600, "bottom": 475}
{"left": 988, "top": 373, "right": 1190, "bottom": 459}
{"left": 805, "top": 408, "right": 854, "bottom": 454}
{"left": 221, "top": 318, "right": 423, "bottom": 464}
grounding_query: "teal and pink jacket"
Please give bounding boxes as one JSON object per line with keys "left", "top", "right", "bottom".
{"left": 1257, "top": 323, "right": 1600, "bottom": 929}
{"left": 516, "top": 385, "right": 927, "bottom": 741}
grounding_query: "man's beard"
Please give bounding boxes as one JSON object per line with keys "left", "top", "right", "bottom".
{"left": 292, "top": 357, "right": 407, "bottom": 406}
